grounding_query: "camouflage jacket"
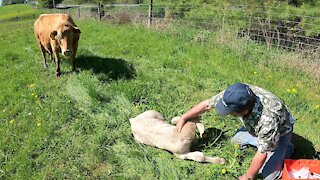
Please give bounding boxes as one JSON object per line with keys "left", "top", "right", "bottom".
{"left": 209, "top": 84, "right": 294, "bottom": 153}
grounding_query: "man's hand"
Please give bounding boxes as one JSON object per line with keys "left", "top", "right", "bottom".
{"left": 176, "top": 117, "right": 187, "bottom": 132}
{"left": 175, "top": 99, "right": 211, "bottom": 133}
{"left": 239, "top": 174, "right": 253, "bottom": 180}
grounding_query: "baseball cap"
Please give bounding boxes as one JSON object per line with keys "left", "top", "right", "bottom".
{"left": 215, "top": 83, "right": 255, "bottom": 117}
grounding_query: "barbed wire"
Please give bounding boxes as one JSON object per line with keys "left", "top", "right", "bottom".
{"left": 224, "top": 18, "right": 320, "bottom": 37}
{"left": 147, "top": 4, "right": 320, "bottom": 20}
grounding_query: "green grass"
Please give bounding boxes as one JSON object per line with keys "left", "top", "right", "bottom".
{"left": 0, "top": 4, "right": 319, "bottom": 179}
{"left": 0, "top": 4, "right": 44, "bottom": 21}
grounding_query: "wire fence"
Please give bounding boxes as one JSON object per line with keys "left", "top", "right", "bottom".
{"left": 54, "top": 3, "right": 320, "bottom": 55}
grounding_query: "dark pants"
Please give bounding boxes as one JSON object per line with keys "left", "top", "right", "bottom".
{"left": 231, "top": 127, "right": 294, "bottom": 180}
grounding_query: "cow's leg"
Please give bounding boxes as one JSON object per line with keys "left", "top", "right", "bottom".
{"left": 70, "top": 54, "right": 76, "bottom": 72}
{"left": 174, "top": 151, "right": 225, "bottom": 164}
{"left": 39, "top": 44, "right": 48, "bottom": 68}
{"left": 54, "top": 52, "right": 61, "bottom": 77}
{"left": 49, "top": 52, "right": 54, "bottom": 63}
{"left": 71, "top": 36, "right": 80, "bottom": 72}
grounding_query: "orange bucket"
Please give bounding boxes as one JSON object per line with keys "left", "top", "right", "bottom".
{"left": 282, "top": 159, "right": 320, "bottom": 180}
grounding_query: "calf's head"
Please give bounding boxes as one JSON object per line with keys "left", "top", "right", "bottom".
{"left": 50, "top": 23, "right": 81, "bottom": 56}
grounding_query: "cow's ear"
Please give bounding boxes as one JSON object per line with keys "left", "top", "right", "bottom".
{"left": 50, "top": 31, "right": 58, "bottom": 40}
{"left": 73, "top": 27, "right": 81, "bottom": 35}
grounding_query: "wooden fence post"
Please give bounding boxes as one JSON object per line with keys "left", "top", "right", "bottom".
{"left": 78, "top": 6, "right": 80, "bottom": 19}
{"left": 98, "top": 3, "right": 101, "bottom": 21}
{"left": 148, "top": 0, "right": 153, "bottom": 28}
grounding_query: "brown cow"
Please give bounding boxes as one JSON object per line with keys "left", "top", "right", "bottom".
{"left": 34, "top": 13, "right": 81, "bottom": 77}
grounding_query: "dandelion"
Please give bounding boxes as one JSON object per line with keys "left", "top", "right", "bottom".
{"left": 9, "top": 119, "right": 15, "bottom": 124}
{"left": 29, "top": 84, "right": 35, "bottom": 88}
{"left": 292, "top": 88, "right": 297, "bottom": 93}
{"left": 31, "top": 93, "right": 36, "bottom": 96}
{"left": 296, "top": 84, "right": 299, "bottom": 87}
{"left": 269, "top": 75, "right": 272, "bottom": 78}
{"left": 221, "top": 169, "right": 227, "bottom": 174}
{"left": 37, "top": 122, "right": 41, "bottom": 127}
{"left": 253, "top": 72, "right": 257, "bottom": 75}
{"left": 234, "top": 144, "right": 239, "bottom": 149}
{"left": 315, "top": 105, "right": 320, "bottom": 110}
{"left": 287, "top": 89, "right": 291, "bottom": 93}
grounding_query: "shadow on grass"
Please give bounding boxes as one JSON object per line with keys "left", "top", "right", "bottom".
{"left": 192, "top": 130, "right": 316, "bottom": 159}
{"left": 76, "top": 55, "right": 136, "bottom": 82}
{"left": 291, "top": 133, "right": 316, "bottom": 159}
{"left": 192, "top": 127, "right": 226, "bottom": 151}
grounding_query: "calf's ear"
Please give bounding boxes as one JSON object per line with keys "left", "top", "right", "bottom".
{"left": 50, "top": 31, "right": 58, "bottom": 40}
{"left": 73, "top": 27, "right": 81, "bottom": 35}
{"left": 196, "top": 123, "right": 205, "bottom": 138}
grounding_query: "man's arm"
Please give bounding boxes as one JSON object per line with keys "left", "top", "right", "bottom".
{"left": 176, "top": 99, "right": 212, "bottom": 132}
{"left": 239, "top": 150, "right": 267, "bottom": 180}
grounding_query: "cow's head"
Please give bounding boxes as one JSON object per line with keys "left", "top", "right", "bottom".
{"left": 50, "top": 23, "right": 81, "bottom": 56}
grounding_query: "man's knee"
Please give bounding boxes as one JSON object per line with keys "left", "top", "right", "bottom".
{"left": 231, "top": 130, "right": 258, "bottom": 147}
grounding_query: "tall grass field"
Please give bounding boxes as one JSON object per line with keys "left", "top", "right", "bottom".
{"left": 0, "top": 4, "right": 319, "bottom": 179}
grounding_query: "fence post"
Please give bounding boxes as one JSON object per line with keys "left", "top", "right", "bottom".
{"left": 98, "top": 3, "right": 101, "bottom": 21}
{"left": 78, "top": 6, "right": 80, "bottom": 19}
{"left": 148, "top": 0, "right": 153, "bottom": 28}
{"left": 52, "top": 0, "right": 55, "bottom": 12}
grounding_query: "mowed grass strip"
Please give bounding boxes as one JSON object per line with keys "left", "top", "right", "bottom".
{"left": 0, "top": 4, "right": 44, "bottom": 21}
{"left": 0, "top": 12, "right": 319, "bottom": 179}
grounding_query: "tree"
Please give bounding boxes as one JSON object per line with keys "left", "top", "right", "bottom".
{"left": 37, "top": 0, "right": 63, "bottom": 8}
{"left": 2, "top": 0, "right": 25, "bottom": 5}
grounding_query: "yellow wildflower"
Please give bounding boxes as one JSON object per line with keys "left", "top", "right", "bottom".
{"left": 29, "top": 84, "right": 35, "bottom": 88}
{"left": 292, "top": 89, "right": 297, "bottom": 93}
{"left": 253, "top": 72, "right": 257, "bottom": 75}
{"left": 234, "top": 152, "right": 238, "bottom": 157}
{"left": 31, "top": 93, "right": 36, "bottom": 96}
{"left": 286, "top": 89, "right": 291, "bottom": 93}
{"left": 9, "top": 119, "right": 15, "bottom": 124}
{"left": 37, "top": 123, "right": 41, "bottom": 127}
{"left": 296, "top": 84, "right": 299, "bottom": 87}
{"left": 315, "top": 105, "right": 320, "bottom": 110}
{"left": 221, "top": 169, "right": 227, "bottom": 174}
{"left": 234, "top": 144, "right": 239, "bottom": 149}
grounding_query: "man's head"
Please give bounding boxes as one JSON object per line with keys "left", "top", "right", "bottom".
{"left": 216, "top": 83, "right": 256, "bottom": 117}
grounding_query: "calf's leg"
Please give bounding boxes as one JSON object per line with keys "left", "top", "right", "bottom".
{"left": 174, "top": 151, "right": 225, "bottom": 164}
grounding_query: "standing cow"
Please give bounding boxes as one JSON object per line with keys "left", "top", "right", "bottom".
{"left": 34, "top": 14, "right": 81, "bottom": 77}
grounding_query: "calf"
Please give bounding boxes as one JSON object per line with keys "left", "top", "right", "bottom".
{"left": 34, "top": 13, "right": 81, "bottom": 77}
{"left": 129, "top": 110, "right": 225, "bottom": 164}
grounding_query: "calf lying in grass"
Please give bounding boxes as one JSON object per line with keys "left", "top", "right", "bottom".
{"left": 129, "top": 110, "right": 225, "bottom": 164}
